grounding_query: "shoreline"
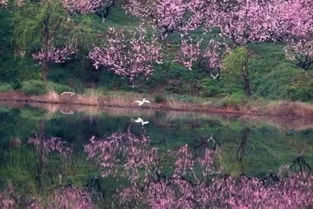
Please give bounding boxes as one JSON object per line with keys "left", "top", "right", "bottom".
{"left": 0, "top": 91, "right": 312, "bottom": 119}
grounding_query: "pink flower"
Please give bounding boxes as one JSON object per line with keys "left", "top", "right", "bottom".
{"left": 89, "top": 27, "right": 162, "bottom": 81}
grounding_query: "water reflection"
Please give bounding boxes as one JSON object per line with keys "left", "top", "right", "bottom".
{"left": 0, "top": 104, "right": 312, "bottom": 208}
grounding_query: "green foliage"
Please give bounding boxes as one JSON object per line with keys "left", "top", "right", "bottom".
{"left": 286, "top": 74, "right": 313, "bottom": 101}
{"left": 13, "top": 0, "right": 68, "bottom": 50}
{"left": 253, "top": 64, "right": 299, "bottom": 99}
{"left": 154, "top": 94, "right": 167, "bottom": 103}
{"left": 211, "top": 92, "right": 247, "bottom": 107}
{"left": 222, "top": 47, "right": 249, "bottom": 74}
{"left": 47, "top": 81, "right": 74, "bottom": 93}
{"left": 21, "top": 80, "right": 47, "bottom": 95}
{"left": 198, "top": 77, "right": 231, "bottom": 97}
{"left": 21, "top": 80, "right": 73, "bottom": 95}
{"left": 0, "top": 82, "right": 13, "bottom": 92}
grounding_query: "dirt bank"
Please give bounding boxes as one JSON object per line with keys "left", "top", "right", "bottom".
{"left": 0, "top": 91, "right": 312, "bottom": 119}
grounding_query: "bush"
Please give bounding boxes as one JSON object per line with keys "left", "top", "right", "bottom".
{"left": 21, "top": 80, "right": 47, "bottom": 95}
{"left": 154, "top": 94, "right": 167, "bottom": 103}
{"left": 253, "top": 64, "right": 300, "bottom": 100}
{"left": 21, "top": 80, "right": 74, "bottom": 95}
{"left": 199, "top": 77, "right": 226, "bottom": 97}
{"left": 286, "top": 74, "right": 313, "bottom": 102}
{"left": 0, "top": 82, "right": 13, "bottom": 92}
{"left": 47, "top": 82, "right": 74, "bottom": 94}
{"left": 211, "top": 92, "right": 247, "bottom": 107}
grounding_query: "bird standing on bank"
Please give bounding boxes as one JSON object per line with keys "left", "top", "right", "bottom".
{"left": 133, "top": 98, "right": 151, "bottom": 106}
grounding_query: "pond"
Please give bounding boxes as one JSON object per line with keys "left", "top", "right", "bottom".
{"left": 0, "top": 102, "right": 313, "bottom": 208}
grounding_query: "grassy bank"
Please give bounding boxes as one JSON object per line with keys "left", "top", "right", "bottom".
{"left": 0, "top": 89, "right": 312, "bottom": 119}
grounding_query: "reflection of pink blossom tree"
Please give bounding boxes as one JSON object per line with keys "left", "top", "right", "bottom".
{"left": 62, "top": 0, "right": 116, "bottom": 21}
{"left": 118, "top": 144, "right": 216, "bottom": 208}
{"left": 1, "top": 186, "right": 95, "bottom": 209}
{"left": 174, "top": 144, "right": 195, "bottom": 176}
{"left": 89, "top": 27, "right": 162, "bottom": 82}
{"left": 84, "top": 133, "right": 158, "bottom": 182}
{"left": 0, "top": 191, "right": 15, "bottom": 209}
{"left": 47, "top": 186, "right": 94, "bottom": 209}
{"left": 62, "top": 0, "right": 103, "bottom": 14}
{"left": 118, "top": 143, "right": 313, "bottom": 209}
{"left": 28, "top": 136, "right": 72, "bottom": 157}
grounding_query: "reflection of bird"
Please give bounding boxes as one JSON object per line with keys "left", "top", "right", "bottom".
{"left": 207, "top": 136, "right": 215, "bottom": 144}
{"left": 60, "top": 110, "right": 75, "bottom": 115}
{"left": 133, "top": 117, "right": 149, "bottom": 126}
{"left": 210, "top": 72, "right": 220, "bottom": 80}
{"left": 133, "top": 98, "right": 151, "bottom": 106}
{"left": 60, "top": 91, "right": 76, "bottom": 97}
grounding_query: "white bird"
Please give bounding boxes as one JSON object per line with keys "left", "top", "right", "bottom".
{"left": 133, "top": 117, "right": 149, "bottom": 126}
{"left": 133, "top": 98, "right": 151, "bottom": 106}
{"left": 210, "top": 72, "right": 220, "bottom": 80}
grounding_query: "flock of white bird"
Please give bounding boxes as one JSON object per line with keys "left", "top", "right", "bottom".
{"left": 133, "top": 98, "right": 150, "bottom": 126}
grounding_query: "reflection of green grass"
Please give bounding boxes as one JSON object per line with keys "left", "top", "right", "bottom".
{"left": 0, "top": 143, "right": 99, "bottom": 202}
{"left": 218, "top": 127, "right": 313, "bottom": 177}
{"left": 0, "top": 147, "right": 38, "bottom": 193}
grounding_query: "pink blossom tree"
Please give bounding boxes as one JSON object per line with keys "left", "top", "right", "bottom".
{"left": 125, "top": 0, "right": 211, "bottom": 39}
{"left": 174, "top": 38, "right": 201, "bottom": 71}
{"left": 32, "top": 45, "right": 75, "bottom": 65}
{"left": 285, "top": 37, "right": 313, "bottom": 74}
{"left": 88, "top": 27, "right": 162, "bottom": 82}
{"left": 205, "top": 0, "right": 312, "bottom": 45}
{"left": 213, "top": 0, "right": 313, "bottom": 80}
{"left": 0, "top": 0, "right": 7, "bottom": 7}
{"left": 175, "top": 38, "right": 228, "bottom": 81}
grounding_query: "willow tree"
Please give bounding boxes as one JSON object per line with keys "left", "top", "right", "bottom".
{"left": 222, "top": 47, "right": 251, "bottom": 96}
{"left": 13, "top": 0, "right": 97, "bottom": 81}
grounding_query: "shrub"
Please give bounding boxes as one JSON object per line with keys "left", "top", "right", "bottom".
{"left": 21, "top": 80, "right": 73, "bottom": 95}
{"left": 154, "top": 94, "right": 167, "bottom": 103}
{"left": 0, "top": 82, "right": 13, "bottom": 92}
{"left": 286, "top": 74, "right": 313, "bottom": 102}
{"left": 211, "top": 92, "right": 247, "bottom": 107}
{"left": 199, "top": 78, "right": 225, "bottom": 97}
{"left": 21, "top": 80, "right": 47, "bottom": 95}
{"left": 47, "top": 82, "right": 74, "bottom": 94}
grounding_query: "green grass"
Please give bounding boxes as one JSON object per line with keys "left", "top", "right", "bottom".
{"left": 21, "top": 80, "right": 74, "bottom": 95}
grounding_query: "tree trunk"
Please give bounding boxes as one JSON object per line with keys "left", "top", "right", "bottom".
{"left": 42, "top": 62, "right": 48, "bottom": 81}
{"left": 36, "top": 120, "right": 46, "bottom": 190}
{"left": 237, "top": 127, "right": 251, "bottom": 174}
{"left": 242, "top": 62, "right": 251, "bottom": 96}
{"left": 42, "top": 16, "right": 50, "bottom": 81}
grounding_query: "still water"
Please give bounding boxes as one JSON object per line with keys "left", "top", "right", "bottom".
{"left": 0, "top": 103, "right": 312, "bottom": 208}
